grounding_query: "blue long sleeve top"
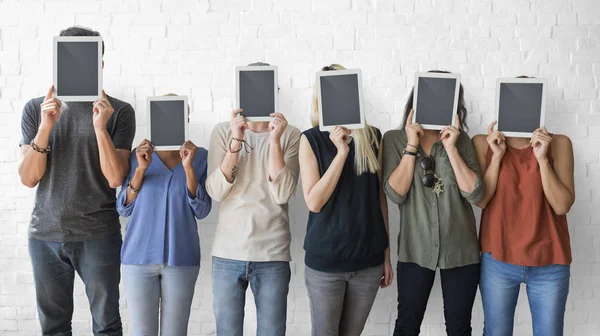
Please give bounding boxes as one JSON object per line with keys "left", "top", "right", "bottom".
{"left": 117, "top": 148, "right": 212, "bottom": 266}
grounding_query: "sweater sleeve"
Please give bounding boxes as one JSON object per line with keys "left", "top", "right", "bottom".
{"left": 205, "top": 124, "right": 236, "bottom": 202}
{"left": 268, "top": 127, "right": 301, "bottom": 205}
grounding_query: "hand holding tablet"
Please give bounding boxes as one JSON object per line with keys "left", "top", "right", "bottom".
{"left": 404, "top": 109, "right": 424, "bottom": 147}
{"left": 147, "top": 96, "right": 189, "bottom": 150}
{"left": 180, "top": 140, "right": 199, "bottom": 169}
{"left": 268, "top": 112, "right": 288, "bottom": 142}
{"left": 316, "top": 69, "right": 365, "bottom": 131}
{"left": 135, "top": 139, "right": 153, "bottom": 170}
{"left": 485, "top": 121, "right": 506, "bottom": 159}
{"left": 412, "top": 72, "right": 461, "bottom": 130}
{"left": 39, "top": 86, "right": 62, "bottom": 131}
{"left": 329, "top": 126, "right": 351, "bottom": 155}
{"left": 440, "top": 114, "right": 462, "bottom": 151}
{"left": 92, "top": 90, "right": 114, "bottom": 130}
{"left": 53, "top": 36, "right": 103, "bottom": 102}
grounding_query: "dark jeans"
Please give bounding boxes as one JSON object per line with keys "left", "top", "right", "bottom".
{"left": 29, "top": 234, "right": 123, "bottom": 336}
{"left": 393, "top": 261, "right": 480, "bottom": 336}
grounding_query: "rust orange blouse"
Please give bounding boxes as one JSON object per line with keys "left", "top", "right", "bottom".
{"left": 479, "top": 145, "right": 572, "bottom": 266}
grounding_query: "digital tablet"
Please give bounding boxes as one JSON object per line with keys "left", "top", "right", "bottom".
{"left": 495, "top": 78, "right": 547, "bottom": 138}
{"left": 235, "top": 65, "right": 278, "bottom": 122}
{"left": 316, "top": 69, "right": 365, "bottom": 132}
{"left": 147, "top": 96, "right": 189, "bottom": 151}
{"left": 53, "top": 36, "right": 103, "bottom": 102}
{"left": 412, "top": 72, "right": 461, "bottom": 130}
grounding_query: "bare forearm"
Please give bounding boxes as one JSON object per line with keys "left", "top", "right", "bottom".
{"left": 306, "top": 152, "right": 347, "bottom": 212}
{"left": 269, "top": 139, "right": 285, "bottom": 181}
{"left": 219, "top": 145, "right": 240, "bottom": 184}
{"left": 19, "top": 127, "right": 51, "bottom": 187}
{"left": 539, "top": 159, "right": 574, "bottom": 215}
{"left": 184, "top": 166, "right": 198, "bottom": 198}
{"left": 95, "top": 128, "right": 127, "bottom": 187}
{"left": 446, "top": 147, "right": 476, "bottom": 193}
{"left": 477, "top": 157, "right": 501, "bottom": 208}
{"left": 125, "top": 168, "right": 146, "bottom": 205}
{"left": 388, "top": 155, "right": 416, "bottom": 197}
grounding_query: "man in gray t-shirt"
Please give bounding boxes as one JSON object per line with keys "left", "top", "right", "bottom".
{"left": 18, "top": 26, "right": 134, "bottom": 336}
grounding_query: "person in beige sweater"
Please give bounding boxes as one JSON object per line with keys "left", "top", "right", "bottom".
{"left": 206, "top": 91, "right": 301, "bottom": 334}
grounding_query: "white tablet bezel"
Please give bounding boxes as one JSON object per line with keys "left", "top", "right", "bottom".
{"left": 235, "top": 65, "right": 279, "bottom": 122}
{"left": 494, "top": 77, "right": 547, "bottom": 138}
{"left": 316, "top": 69, "right": 365, "bottom": 132}
{"left": 412, "top": 72, "right": 461, "bottom": 130}
{"left": 53, "top": 36, "right": 103, "bottom": 102}
{"left": 147, "top": 96, "right": 189, "bottom": 151}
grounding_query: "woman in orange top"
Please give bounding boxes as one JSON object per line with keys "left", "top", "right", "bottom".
{"left": 473, "top": 119, "right": 574, "bottom": 336}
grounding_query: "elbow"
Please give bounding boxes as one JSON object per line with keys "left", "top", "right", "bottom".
{"left": 109, "top": 180, "right": 122, "bottom": 189}
{"left": 19, "top": 174, "right": 39, "bottom": 188}
{"left": 306, "top": 199, "right": 323, "bottom": 213}
{"left": 554, "top": 204, "right": 573, "bottom": 216}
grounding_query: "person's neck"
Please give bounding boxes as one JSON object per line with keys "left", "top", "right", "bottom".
{"left": 505, "top": 137, "right": 530, "bottom": 149}
{"left": 156, "top": 150, "right": 180, "bottom": 158}
{"left": 423, "top": 129, "right": 440, "bottom": 142}
{"left": 247, "top": 121, "right": 270, "bottom": 133}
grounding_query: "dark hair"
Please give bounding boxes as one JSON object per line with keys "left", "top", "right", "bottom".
{"left": 59, "top": 26, "right": 104, "bottom": 56}
{"left": 401, "top": 70, "right": 468, "bottom": 132}
{"left": 247, "top": 62, "right": 270, "bottom": 66}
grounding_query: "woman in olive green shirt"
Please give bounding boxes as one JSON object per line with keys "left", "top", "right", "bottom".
{"left": 382, "top": 70, "right": 484, "bottom": 336}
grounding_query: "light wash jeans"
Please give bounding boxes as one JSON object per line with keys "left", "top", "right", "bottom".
{"left": 122, "top": 264, "right": 200, "bottom": 336}
{"left": 305, "top": 264, "right": 383, "bottom": 336}
{"left": 212, "top": 256, "right": 291, "bottom": 336}
{"left": 480, "top": 252, "right": 570, "bottom": 336}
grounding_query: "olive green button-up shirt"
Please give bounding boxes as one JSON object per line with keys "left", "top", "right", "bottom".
{"left": 382, "top": 129, "right": 484, "bottom": 271}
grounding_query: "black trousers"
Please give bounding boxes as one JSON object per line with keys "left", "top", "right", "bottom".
{"left": 393, "top": 261, "right": 480, "bottom": 336}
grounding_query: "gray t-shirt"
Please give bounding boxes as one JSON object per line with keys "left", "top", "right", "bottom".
{"left": 21, "top": 95, "right": 136, "bottom": 242}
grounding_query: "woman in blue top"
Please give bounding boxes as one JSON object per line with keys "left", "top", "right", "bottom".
{"left": 117, "top": 98, "right": 211, "bottom": 336}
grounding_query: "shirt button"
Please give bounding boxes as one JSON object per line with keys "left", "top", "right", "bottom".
{"left": 432, "top": 203, "right": 436, "bottom": 206}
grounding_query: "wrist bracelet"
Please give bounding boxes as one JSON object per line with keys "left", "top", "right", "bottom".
{"left": 228, "top": 137, "right": 253, "bottom": 154}
{"left": 127, "top": 181, "right": 141, "bottom": 193}
{"left": 402, "top": 148, "right": 419, "bottom": 156}
{"left": 30, "top": 140, "right": 50, "bottom": 154}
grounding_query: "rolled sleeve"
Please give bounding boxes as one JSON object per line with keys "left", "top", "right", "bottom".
{"left": 384, "top": 178, "right": 408, "bottom": 204}
{"left": 117, "top": 187, "right": 136, "bottom": 217}
{"left": 205, "top": 168, "right": 236, "bottom": 202}
{"left": 117, "top": 152, "right": 138, "bottom": 217}
{"left": 267, "top": 128, "right": 300, "bottom": 205}
{"left": 187, "top": 184, "right": 212, "bottom": 219}
{"left": 458, "top": 131, "right": 486, "bottom": 205}
{"left": 382, "top": 130, "right": 408, "bottom": 204}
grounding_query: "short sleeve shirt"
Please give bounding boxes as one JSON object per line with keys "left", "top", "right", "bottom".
{"left": 21, "top": 95, "right": 136, "bottom": 242}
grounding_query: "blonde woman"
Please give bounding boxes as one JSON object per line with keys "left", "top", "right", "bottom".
{"left": 299, "top": 64, "right": 393, "bottom": 336}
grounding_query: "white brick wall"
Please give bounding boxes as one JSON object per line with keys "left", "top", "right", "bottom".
{"left": 1, "top": 0, "right": 599, "bottom": 335}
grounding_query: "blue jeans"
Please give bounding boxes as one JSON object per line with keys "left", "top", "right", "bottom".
{"left": 122, "top": 264, "right": 200, "bottom": 336}
{"left": 212, "top": 257, "right": 291, "bottom": 336}
{"left": 29, "top": 235, "right": 123, "bottom": 336}
{"left": 480, "top": 253, "right": 570, "bottom": 336}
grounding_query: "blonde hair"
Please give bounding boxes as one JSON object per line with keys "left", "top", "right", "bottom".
{"left": 312, "top": 64, "right": 380, "bottom": 175}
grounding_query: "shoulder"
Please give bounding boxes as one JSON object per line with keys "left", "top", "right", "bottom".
{"left": 210, "top": 122, "right": 230, "bottom": 138}
{"left": 471, "top": 133, "right": 489, "bottom": 154}
{"left": 551, "top": 134, "right": 573, "bottom": 154}
{"left": 23, "top": 97, "right": 44, "bottom": 114}
{"left": 283, "top": 124, "right": 301, "bottom": 140}
{"left": 193, "top": 146, "right": 209, "bottom": 164}
{"left": 382, "top": 128, "right": 406, "bottom": 144}
{"left": 107, "top": 95, "right": 134, "bottom": 114}
{"left": 368, "top": 125, "right": 382, "bottom": 141}
{"left": 302, "top": 126, "right": 322, "bottom": 140}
